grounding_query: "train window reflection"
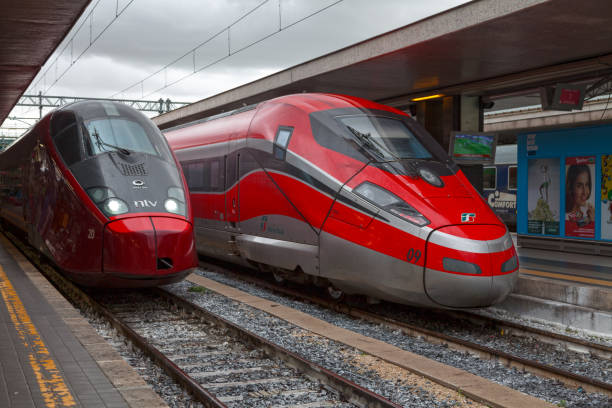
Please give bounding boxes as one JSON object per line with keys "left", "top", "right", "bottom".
{"left": 274, "top": 126, "right": 293, "bottom": 160}
{"left": 84, "top": 118, "right": 158, "bottom": 156}
{"left": 55, "top": 124, "right": 82, "bottom": 166}
{"left": 483, "top": 167, "right": 497, "bottom": 189}
{"left": 338, "top": 116, "right": 432, "bottom": 160}
{"left": 508, "top": 166, "right": 517, "bottom": 190}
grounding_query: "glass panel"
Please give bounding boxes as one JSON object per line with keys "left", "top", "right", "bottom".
{"left": 187, "top": 162, "right": 204, "bottom": 190}
{"left": 210, "top": 160, "right": 220, "bottom": 190}
{"left": 84, "top": 118, "right": 157, "bottom": 156}
{"left": 276, "top": 128, "right": 292, "bottom": 148}
{"left": 338, "top": 116, "right": 432, "bottom": 160}
{"left": 483, "top": 167, "right": 496, "bottom": 189}
{"left": 508, "top": 166, "right": 517, "bottom": 189}
{"left": 54, "top": 124, "right": 82, "bottom": 166}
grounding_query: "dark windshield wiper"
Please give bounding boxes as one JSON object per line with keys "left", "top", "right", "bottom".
{"left": 345, "top": 125, "right": 392, "bottom": 161}
{"left": 90, "top": 126, "right": 131, "bottom": 155}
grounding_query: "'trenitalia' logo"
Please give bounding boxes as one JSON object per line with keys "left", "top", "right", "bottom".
{"left": 461, "top": 213, "right": 476, "bottom": 223}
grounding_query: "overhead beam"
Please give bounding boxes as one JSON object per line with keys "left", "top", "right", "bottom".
{"left": 17, "top": 94, "right": 192, "bottom": 114}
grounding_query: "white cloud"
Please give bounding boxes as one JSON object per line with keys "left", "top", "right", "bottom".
{"left": 14, "top": 0, "right": 470, "bottom": 116}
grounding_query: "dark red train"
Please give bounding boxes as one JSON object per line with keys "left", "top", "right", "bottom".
{"left": 164, "top": 93, "right": 518, "bottom": 308}
{"left": 0, "top": 101, "right": 197, "bottom": 287}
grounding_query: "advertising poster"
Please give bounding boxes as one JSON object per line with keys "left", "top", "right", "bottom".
{"left": 601, "top": 155, "right": 612, "bottom": 240}
{"left": 527, "top": 158, "right": 560, "bottom": 235}
{"left": 565, "top": 156, "right": 595, "bottom": 238}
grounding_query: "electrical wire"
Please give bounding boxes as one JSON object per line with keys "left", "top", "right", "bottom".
{"left": 28, "top": 0, "right": 136, "bottom": 96}
{"left": 110, "top": 0, "right": 271, "bottom": 98}
{"left": 112, "top": 0, "right": 344, "bottom": 100}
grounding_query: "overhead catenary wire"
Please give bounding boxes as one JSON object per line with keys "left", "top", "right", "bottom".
{"left": 110, "top": 0, "right": 271, "bottom": 98}
{"left": 28, "top": 0, "right": 136, "bottom": 97}
{"left": 111, "top": 0, "right": 344, "bottom": 101}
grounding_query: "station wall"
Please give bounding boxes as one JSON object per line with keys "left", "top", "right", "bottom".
{"left": 518, "top": 123, "right": 612, "bottom": 241}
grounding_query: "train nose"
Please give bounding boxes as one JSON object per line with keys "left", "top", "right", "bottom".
{"left": 424, "top": 225, "right": 518, "bottom": 308}
{"left": 102, "top": 216, "right": 197, "bottom": 280}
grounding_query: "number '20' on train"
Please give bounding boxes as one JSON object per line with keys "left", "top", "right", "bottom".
{"left": 0, "top": 101, "right": 197, "bottom": 287}
{"left": 164, "top": 93, "right": 519, "bottom": 308}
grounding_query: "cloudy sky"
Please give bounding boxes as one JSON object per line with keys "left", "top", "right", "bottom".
{"left": 3, "top": 0, "right": 470, "bottom": 133}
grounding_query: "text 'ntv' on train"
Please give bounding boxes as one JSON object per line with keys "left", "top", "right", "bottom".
{"left": 164, "top": 93, "right": 519, "bottom": 308}
{"left": 0, "top": 100, "right": 197, "bottom": 287}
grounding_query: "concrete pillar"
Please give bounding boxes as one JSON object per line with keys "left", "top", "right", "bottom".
{"left": 460, "top": 95, "right": 481, "bottom": 132}
{"left": 415, "top": 94, "right": 484, "bottom": 193}
{"left": 417, "top": 96, "right": 461, "bottom": 153}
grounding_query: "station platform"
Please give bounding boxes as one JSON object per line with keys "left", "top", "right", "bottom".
{"left": 0, "top": 234, "right": 167, "bottom": 408}
{"left": 491, "top": 234, "right": 612, "bottom": 336}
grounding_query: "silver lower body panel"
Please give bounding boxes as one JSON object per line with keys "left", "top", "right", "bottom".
{"left": 424, "top": 268, "right": 518, "bottom": 308}
{"left": 319, "top": 231, "right": 434, "bottom": 307}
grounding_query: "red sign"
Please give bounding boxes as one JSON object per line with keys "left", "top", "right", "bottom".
{"left": 559, "top": 88, "right": 581, "bottom": 106}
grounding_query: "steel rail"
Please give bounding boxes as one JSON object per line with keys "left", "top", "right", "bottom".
{"left": 154, "top": 287, "right": 403, "bottom": 408}
{"left": 6, "top": 236, "right": 226, "bottom": 407}
{"left": 2, "top": 229, "right": 402, "bottom": 408}
{"left": 198, "top": 259, "right": 612, "bottom": 398}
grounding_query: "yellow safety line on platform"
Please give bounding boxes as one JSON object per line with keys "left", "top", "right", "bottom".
{"left": 521, "top": 268, "right": 612, "bottom": 287}
{"left": 0, "top": 265, "right": 76, "bottom": 407}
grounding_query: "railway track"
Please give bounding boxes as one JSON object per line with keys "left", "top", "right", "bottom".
{"left": 4, "top": 230, "right": 402, "bottom": 408}
{"left": 197, "top": 258, "right": 612, "bottom": 399}
{"left": 90, "top": 288, "right": 401, "bottom": 407}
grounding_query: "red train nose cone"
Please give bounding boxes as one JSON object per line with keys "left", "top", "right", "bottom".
{"left": 103, "top": 216, "right": 197, "bottom": 284}
{"left": 424, "top": 224, "right": 518, "bottom": 308}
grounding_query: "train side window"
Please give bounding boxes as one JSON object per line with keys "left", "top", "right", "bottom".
{"left": 508, "top": 166, "right": 517, "bottom": 190}
{"left": 209, "top": 159, "right": 223, "bottom": 191}
{"left": 274, "top": 126, "right": 293, "bottom": 160}
{"left": 51, "top": 111, "right": 83, "bottom": 167}
{"left": 483, "top": 167, "right": 496, "bottom": 190}
{"left": 185, "top": 162, "right": 205, "bottom": 191}
{"left": 54, "top": 124, "right": 82, "bottom": 167}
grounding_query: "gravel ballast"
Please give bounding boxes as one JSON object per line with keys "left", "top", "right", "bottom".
{"left": 177, "top": 268, "right": 611, "bottom": 408}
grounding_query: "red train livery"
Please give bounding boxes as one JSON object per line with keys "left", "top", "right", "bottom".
{"left": 0, "top": 101, "right": 197, "bottom": 287}
{"left": 165, "top": 93, "right": 518, "bottom": 308}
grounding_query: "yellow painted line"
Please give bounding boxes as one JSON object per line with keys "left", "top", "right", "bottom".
{"left": 0, "top": 265, "right": 76, "bottom": 407}
{"left": 520, "top": 268, "right": 612, "bottom": 288}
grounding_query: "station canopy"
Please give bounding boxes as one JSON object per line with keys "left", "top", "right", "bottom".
{"left": 154, "top": 0, "right": 612, "bottom": 129}
{"left": 0, "top": 1, "right": 91, "bottom": 124}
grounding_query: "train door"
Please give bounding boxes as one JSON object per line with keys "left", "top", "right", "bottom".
{"left": 224, "top": 132, "right": 242, "bottom": 245}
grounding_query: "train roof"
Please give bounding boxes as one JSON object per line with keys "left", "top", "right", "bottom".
{"left": 163, "top": 93, "right": 409, "bottom": 135}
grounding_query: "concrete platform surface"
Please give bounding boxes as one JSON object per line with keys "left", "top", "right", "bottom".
{"left": 493, "top": 235, "right": 612, "bottom": 335}
{"left": 0, "top": 234, "right": 167, "bottom": 408}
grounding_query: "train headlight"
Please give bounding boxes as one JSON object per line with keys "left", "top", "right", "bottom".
{"left": 103, "top": 198, "right": 129, "bottom": 216}
{"left": 165, "top": 187, "right": 186, "bottom": 215}
{"left": 164, "top": 198, "right": 185, "bottom": 215}
{"left": 443, "top": 257, "right": 482, "bottom": 275}
{"left": 87, "top": 187, "right": 116, "bottom": 203}
{"left": 353, "top": 182, "right": 430, "bottom": 227}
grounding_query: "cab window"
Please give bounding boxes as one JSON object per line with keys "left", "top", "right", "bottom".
{"left": 51, "top": 111, "right": 82, "bottom": 167}
{"left": 274, "top": 126, "right": 293, "bottom": 160}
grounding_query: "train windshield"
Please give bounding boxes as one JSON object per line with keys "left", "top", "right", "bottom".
{"left": 337, "top": 115, "right": 432, "bottom": 161}
{"left": 83, "top": 118, "right": 158, "bottom": 156}
{"left": 77, "top": 101, "right": 173, "bottom": 162}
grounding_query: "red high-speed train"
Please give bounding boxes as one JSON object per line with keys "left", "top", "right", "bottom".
{"left": 164, "top": 93, "right": 518, "bottom": 308}
{"left": 0, "top": 101, "right": 197, "bottom": 287}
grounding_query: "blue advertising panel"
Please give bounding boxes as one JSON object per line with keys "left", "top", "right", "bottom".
{"left": 517, "top": 124, "right": 612, "bottom": 241}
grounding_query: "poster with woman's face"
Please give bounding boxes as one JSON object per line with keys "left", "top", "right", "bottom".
{"left": 565, "top": 156, "right": 595, "bottom": 238}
